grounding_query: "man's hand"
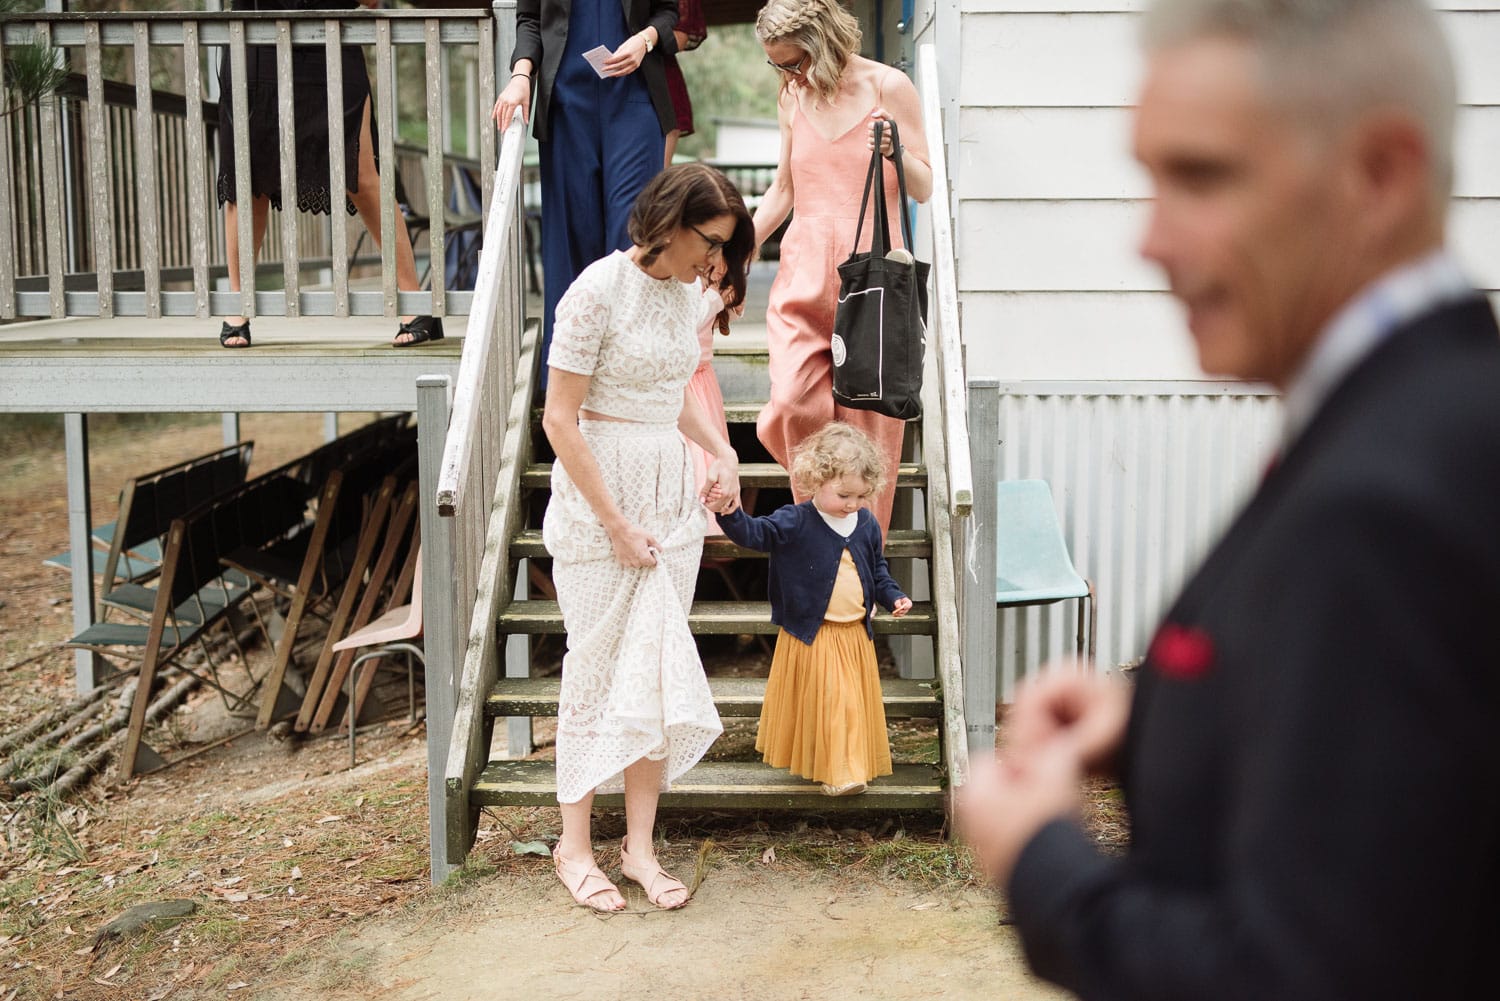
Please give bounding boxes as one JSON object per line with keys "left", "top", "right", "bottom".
{"left": 956, "top": 743, "right": 1083, "bottom": 888}
{"left": 1005, "top": 666, "right": 1132, "bottom": 776}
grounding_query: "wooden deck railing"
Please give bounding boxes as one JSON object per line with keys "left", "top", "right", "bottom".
{"left": 0, "top": 8, "right": 495, "bottom": 321}
{"left": 917, "top": 44, "right": 974, "bottom": 789}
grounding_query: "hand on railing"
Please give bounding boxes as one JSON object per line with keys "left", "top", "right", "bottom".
{"left": 492, "top": 72, "right": 532, "bottom": 131}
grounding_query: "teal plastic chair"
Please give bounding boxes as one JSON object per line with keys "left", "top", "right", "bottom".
{"left": 996, "top": 480, "right": 1096, "bottom": 662}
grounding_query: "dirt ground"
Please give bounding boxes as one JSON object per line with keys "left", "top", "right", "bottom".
{"left": 0, "top": 414, "right": 1118, "bottom": 1001}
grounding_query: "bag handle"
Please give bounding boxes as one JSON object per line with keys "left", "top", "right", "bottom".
{"left": 850, "top": 120, "right": 915, "bottom": 257}
{"left": 851, "top": 121, "right": 890, "bottom": 256}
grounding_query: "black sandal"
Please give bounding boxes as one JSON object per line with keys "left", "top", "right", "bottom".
{"left": 394, "top": 315, "right": 443, "bottom": 347}
{"left": 219, "top": 319, "right": 252, "bottom": 349}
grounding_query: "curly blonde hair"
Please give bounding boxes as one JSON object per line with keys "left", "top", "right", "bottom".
{"left": 789, "top": 421, "right": 887, "bottom": 498}
{"left": 755, "top": 0, "right": 862, "bottom": 105}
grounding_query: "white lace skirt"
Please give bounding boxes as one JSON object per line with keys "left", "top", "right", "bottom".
{"left": 542, "top": 420, "right": 722, "bottom": 804}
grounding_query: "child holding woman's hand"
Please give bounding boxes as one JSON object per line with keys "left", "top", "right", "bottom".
{"left": 707, "top": 422, "right": 911, "bottom": 795}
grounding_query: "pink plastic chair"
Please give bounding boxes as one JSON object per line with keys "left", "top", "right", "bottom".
{"left": 332, "top": 554, "right": 423, "bottom": 766}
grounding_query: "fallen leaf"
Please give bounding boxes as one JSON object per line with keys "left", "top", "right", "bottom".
{"left": 908, "top": 901, "right": 940, "bottom": 911}
{"left": 510, "top": 840, "right": 551, "bottom": 858}
{"left": 218, "top": 892, "right": 249, "bottom": 903}
{"left": 214, "top": 876, "right": 244, "bottom": 888}
{"left": 760, "top": 846, "right": 776, "bottom": 865}
{"left": 226, "top": 983, "right": 250, "bottom": 991}
{"left": 290, "top": 866, "right": 302, "bottom": 880}
{"left": 282, "top": 838, "right": 293, "bottom": 848}
{"left": 74, "top": 946, "right": 96, "bottom": 957}
{"left": 316, "top": 816, "right": 343, "bottom": 825}
{"left": 103, "top": 963, "right": 122, "bottom": 979}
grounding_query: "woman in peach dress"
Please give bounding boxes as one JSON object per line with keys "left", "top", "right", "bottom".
{"left": 684, "top": 270, "right": 743, "bottom": 535}
{"left": 750, "top": 0, "right": 932, "bottom": 537}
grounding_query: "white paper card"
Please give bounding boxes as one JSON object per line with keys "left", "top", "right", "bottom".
{"left": 581, "top": 45, "right": 612, "bottom": 78}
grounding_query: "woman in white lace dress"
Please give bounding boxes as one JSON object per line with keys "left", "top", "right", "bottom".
{"left": 541, "top": 163, "right": 754, "bottom": 912}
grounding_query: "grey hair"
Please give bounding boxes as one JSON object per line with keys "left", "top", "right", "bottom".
{"left": 1142, "top": 0, "right": 1457, "bottom": 200}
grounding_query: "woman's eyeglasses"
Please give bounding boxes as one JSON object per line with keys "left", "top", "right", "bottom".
{"left": 689, "top": 225, "right": 727, "bottom": 256}
{"left": 765, "top": 53, "right": 808, "bottom": 76}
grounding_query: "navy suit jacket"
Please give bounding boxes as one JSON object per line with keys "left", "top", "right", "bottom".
{"left": 510, "top": 0, "right": 679, "bottom": 143}
{"left": 1008, "top": 297, "right": 1500, "bottom": 1000}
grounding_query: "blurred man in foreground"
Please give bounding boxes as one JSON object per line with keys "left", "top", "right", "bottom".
{"left": 958, "top": 2, "right": 1500, "bottom": 998}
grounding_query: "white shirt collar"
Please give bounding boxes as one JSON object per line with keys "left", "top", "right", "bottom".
{"left": 1281, "top": 249, "right": 1475, "bottom": 447}
{"left": 817, "top": 507, "right": 858, "bottom": 538}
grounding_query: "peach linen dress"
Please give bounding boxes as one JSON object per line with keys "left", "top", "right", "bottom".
{"left": 685, "top": 284, "right": 730, "bottom": 536}
{"left": 757, "top": 95, "right": 910, "bottom": 536}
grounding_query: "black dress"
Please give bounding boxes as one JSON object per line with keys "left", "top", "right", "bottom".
{"left": 216, "top": 0, "right": 375, "bottom": 216}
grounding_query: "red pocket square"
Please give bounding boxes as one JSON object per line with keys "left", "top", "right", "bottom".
{"left": 1148, "top": 623, "right": 1215, "bottom": 681}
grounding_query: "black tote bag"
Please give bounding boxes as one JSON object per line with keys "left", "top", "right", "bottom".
{"left": 830, "top": 120, "right": 928, "bottom": 421}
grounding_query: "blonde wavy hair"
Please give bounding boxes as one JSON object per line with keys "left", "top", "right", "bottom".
{"left": 755, "top": 0, "right": 862, "bottom": 105}
{"left": 789, "top": 422, "right": 887, "bottom": 498}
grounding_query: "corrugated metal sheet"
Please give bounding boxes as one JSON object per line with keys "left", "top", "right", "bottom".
{"left": 993, "top": 381, "right": 1282, "bottom": 699}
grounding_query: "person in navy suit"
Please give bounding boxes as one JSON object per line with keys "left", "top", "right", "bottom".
{"left": 956, "top": 2, "right": 1500, "bottom": 999}
{"left": 491, "top": 0, "right": 680, "bottom": 386}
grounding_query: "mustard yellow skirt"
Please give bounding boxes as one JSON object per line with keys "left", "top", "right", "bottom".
{"left": 756, "top": 620, "right": 893, "bottom": 788}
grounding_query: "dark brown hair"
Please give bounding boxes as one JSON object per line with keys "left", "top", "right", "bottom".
{"left": 628, "top": 162, "right": 755, "bottom": 334}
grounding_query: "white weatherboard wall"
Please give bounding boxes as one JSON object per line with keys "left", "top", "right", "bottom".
{"left": 957, "top": 1, "right": 1500, "bottom": 382}
{"left": 947, "top": 2, "right": 1500, "bottom": 687}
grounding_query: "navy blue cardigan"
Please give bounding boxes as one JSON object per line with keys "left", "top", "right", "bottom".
{"left": 718, "top": 502, "right": 907, "bottom": 646}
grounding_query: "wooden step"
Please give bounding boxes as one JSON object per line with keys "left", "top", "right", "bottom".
{"left": 486, "top": 676, "right": 941, "bottom": 719}
{"left": 506, "top": 527, "right": 932, "bottom": 561}
{"left": 497, "top": 599, "right": 936, "bottom": 636}
{"left": 521, "top": 461, "right": 927, "bottom": 491}
{"left": 534, "top": 403, "right": 765, "bottom": 425}
{"left": 471, "top": 759, "right": 944, "bottom": 811}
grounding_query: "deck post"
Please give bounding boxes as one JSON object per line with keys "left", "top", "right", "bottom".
{"left": 964, "top": 380, "right": 999, "bottom": 750}
{"left": 504, "top": 563, "right": 532, "bottom": 757}
{"left": 417, "top": 375, "right": 458, "bottom": 885}
{"left": 64, "top": 413, "right": 105, "bottom": 694}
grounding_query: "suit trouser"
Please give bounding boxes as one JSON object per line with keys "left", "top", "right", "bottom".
{"left": 538, "top": 95, "right": 663, "bottom": 388}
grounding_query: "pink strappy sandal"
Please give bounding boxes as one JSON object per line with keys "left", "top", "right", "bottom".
{"left": 619, "top": 836, "right": 691, "bottom": 910}
{"left": 553, "top": 850, "right": 625, "bottom": 912}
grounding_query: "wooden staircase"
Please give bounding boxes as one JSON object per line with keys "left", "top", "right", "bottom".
{"left": 460, "top": 341, "right": 958, "bottom": 817}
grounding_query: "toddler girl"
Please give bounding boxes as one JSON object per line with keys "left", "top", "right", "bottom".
{"left": 711, "top": 422, "right": 912, "bottom": 795}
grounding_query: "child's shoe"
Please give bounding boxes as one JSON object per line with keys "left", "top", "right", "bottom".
{"left": 820, "top": 781, "right": 868, "bottom": 797}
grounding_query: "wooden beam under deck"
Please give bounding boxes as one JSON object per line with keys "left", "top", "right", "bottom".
{"left": 0, "top": 315, "right": 462, "bottom": 413}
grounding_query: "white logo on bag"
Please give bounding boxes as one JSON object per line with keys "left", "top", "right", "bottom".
{"left": 831, "top": 334, "right": 847, "bottom": 367}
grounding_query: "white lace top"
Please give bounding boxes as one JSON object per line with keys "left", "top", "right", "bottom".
{"left": 548, "top": 250, "right": 704, "bottom": 424}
